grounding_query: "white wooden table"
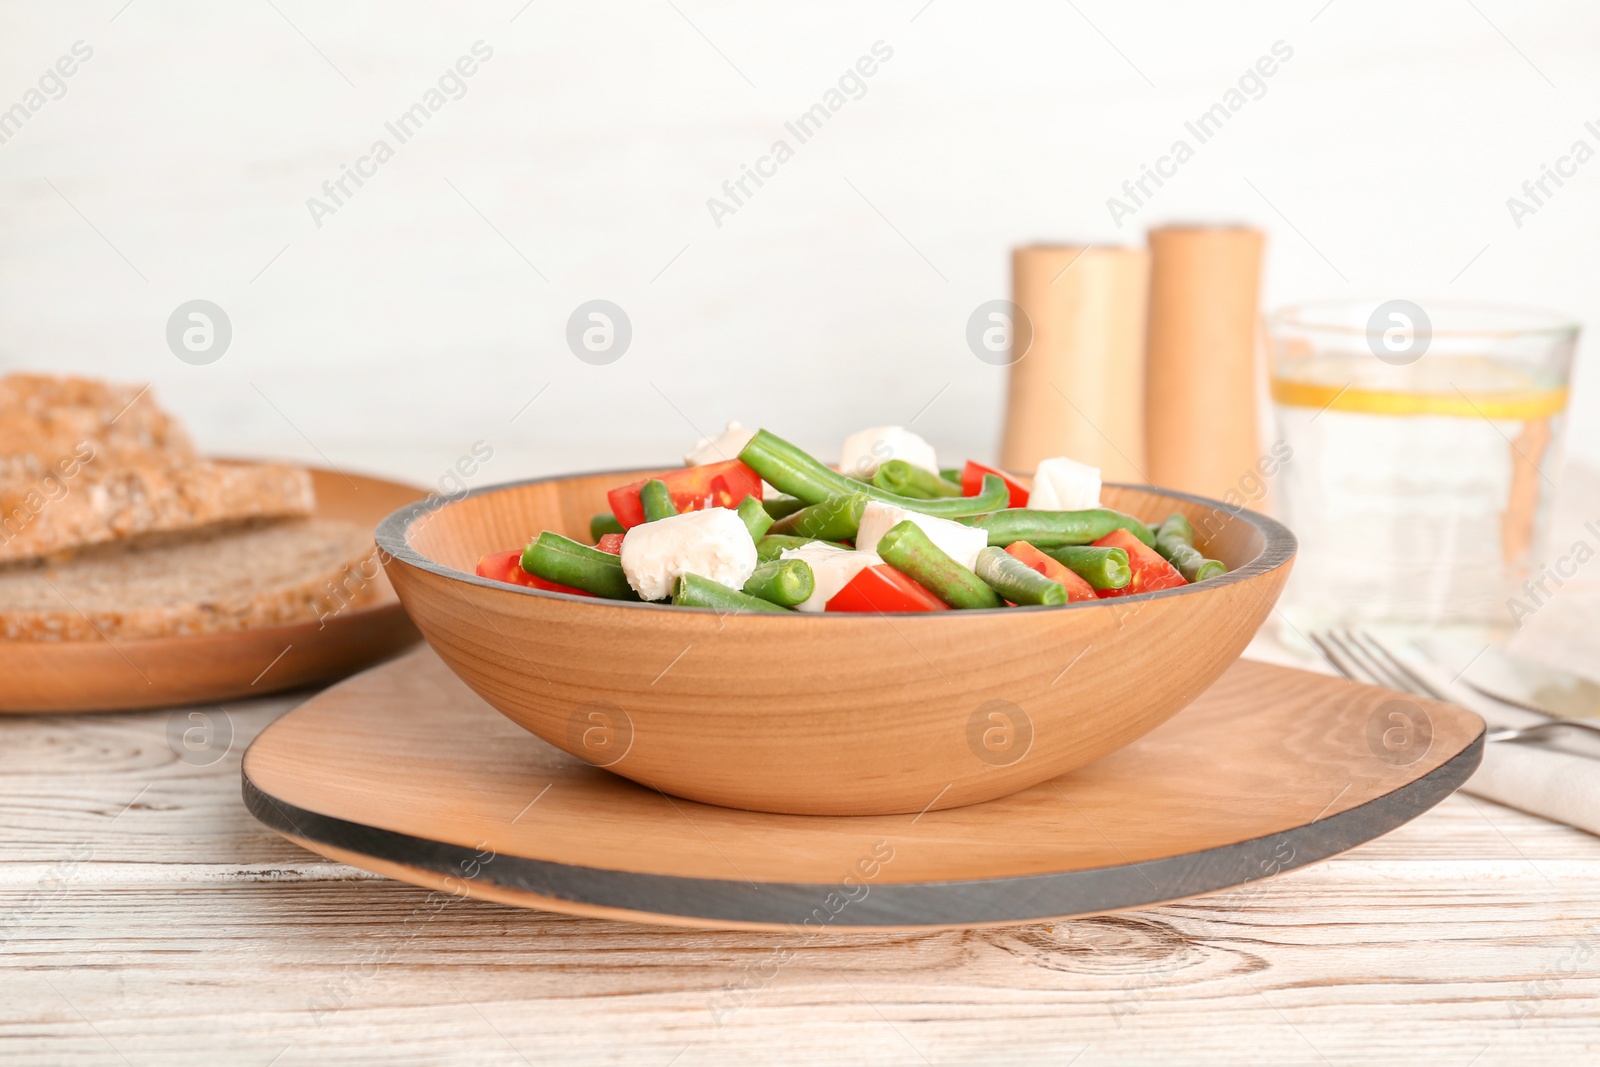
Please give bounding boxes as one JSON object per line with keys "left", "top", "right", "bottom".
{"left": 4, "top": 698, "right": 1599, "bottom": 1067}
{"left": 6, "top": 467, "right": 1600, "bottom": 1065}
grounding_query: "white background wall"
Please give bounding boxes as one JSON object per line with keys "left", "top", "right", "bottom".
{"left": 2, "top": 0, "right": 1596, "bottom": 495}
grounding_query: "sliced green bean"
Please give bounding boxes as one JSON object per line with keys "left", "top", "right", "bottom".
{"left": 741, "top": 559, "right": 814, "bottom": 607}
{"left": 939, "top": 467, "right": 964, "bottom": 484}
{"left": 737, "top": 496, "right": 774, "bottom": 543}
{"left": 738, "top": 429, "right": 1007, "bottom": 517}
{"left": 590, "top": 511, "right": 626, "bottom": 541}
{"left": 966, "top": 508, "right": 1155, "bottom": 548}
{"left": 1158, "top": 513, "right": 1197, "bottom": 544}
{"left": 1041, "top": 545, "right": 1131, "bottom": 590}
{"left": 876, "top": 521, "right": 1002, "bottom": 610}
{"left": 672, "top": 572, "right": 791, "bottom": 613}
{"left": 872, "top": 459, "right": 965, "bottom": 499}
{"left": 973, "top": 546, "right": 1067, "bottom": 606}
{"left": 768, "top": 492, "right": 868, "bottom": 541}
{"left": 521, "top": 532, "right": 640, "bottom": 600}
{"left": 755, "top": 535, "right": 850, "bottom": 562}
{"left": 1154, "top": 513, "right": 1227, "bottom": 582}
{"left": 639, "top": 479, "right": 677, "bottom": 523}
{"left": 760, "top": 495, "right": 807, "bottom": 520}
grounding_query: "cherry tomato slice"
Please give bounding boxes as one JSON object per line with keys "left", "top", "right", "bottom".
{"left": 475, "top": 549, "right": 594, "bottom": 597}
{"left": 607, "top": 459, "right": 764, "bottom": 529}
{"left": 961, "top": 461, "right": 1030, "bottom": 509}
{"left": 826, "top": 564, "right": 949, "bottom": 613}
{"left": 1091, "top": 528, "right": 1187, "bottom": 597}
{"left": 1003, "top": 541, "right": 1097, "bottom": 602}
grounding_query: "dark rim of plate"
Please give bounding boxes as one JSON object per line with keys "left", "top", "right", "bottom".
{"left": 242, "top": 730, "right": 1480, "bottom": 927}
{"left": 372, "top": 469, "right": 1298, "bottom": 618}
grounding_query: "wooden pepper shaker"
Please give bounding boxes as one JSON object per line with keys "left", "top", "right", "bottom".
{"left": 1001, "top": 245, "right": 1149, "bottom": 482}
{"left": 1143, "top": 225, "right": 1265, "bottom": 499}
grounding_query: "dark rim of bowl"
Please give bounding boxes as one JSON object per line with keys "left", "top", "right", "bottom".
{"left": 374, "top": 468, "right": 1298, "bottom": 618}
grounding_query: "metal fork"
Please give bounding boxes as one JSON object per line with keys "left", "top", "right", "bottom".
{"left": 1309, "top": 626, "right": 1600, "bottom": 745}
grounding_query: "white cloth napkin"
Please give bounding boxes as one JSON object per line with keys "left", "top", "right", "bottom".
{"left": 1468, "top": 743, "right": 1600, "bottom": 836}
{"left": 1403, "top": 658, "right": 1600, "bottom": 836}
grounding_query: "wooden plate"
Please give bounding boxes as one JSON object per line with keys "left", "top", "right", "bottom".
{"left": 0, "top": 466, "right": 424, "bottom": 713}
{"left": 243, "top": 646, "right": 1484, "bottom": 931}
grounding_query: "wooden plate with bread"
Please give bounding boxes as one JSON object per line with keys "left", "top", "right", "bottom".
{"left": 0, "top": 374, "right": 422, "bottom": 712}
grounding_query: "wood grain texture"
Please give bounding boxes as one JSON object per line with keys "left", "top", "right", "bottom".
{"left": 2, "top": 686, "right": 1597, "bottom": 1066}
{"left": 0, "top": 467, "right": 424, "bottom": 713}
{"left": 377, "top": 471, "right": 1296, "bottom": 815}
{"left": 241, "top": 646, "right": 1482, "bottom": 929}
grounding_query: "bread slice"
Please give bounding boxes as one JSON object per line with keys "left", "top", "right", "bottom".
{"left": 0, "top": 460, "right": 315, "bottom": 565}
{"left": 0, "top": 519, "right": 384, "bottom": 641}
{"left": 0, "top": 373, "right": 315, "bottom": 564}
{"left": 0, "top": 373, "right": 195, "bottom": 478}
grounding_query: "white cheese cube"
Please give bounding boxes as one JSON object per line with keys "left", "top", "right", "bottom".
{"left": 1027, "top": 456, "right": 1102, "bottom": 511}
{"left": 778, "top": 542, "right": 883, "bottom": 613}
{"left": 853, "top": 501, "right": 987, "bottom": 570}
{"left": 684, "top": 421, "right": 757, "bottom": 467}
{"left": 620, "top": 508, "right": 758, "bottom": 601}
{"left": 838, "top": 426, "right": 939, "bottom": 478}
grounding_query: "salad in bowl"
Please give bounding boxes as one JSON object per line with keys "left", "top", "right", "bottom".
{"left": 476, "top": 423, "right": 1226, "bottom": 616}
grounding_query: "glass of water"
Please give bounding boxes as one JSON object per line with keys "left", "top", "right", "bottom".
{"left": 1266, "top": 299, "right": 1579, "bottom": 639}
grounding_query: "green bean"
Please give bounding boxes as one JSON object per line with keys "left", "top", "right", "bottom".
{"left": 1158, "top": 513, "right": 1197, "bottom": 544}
{"left": 521, "top": 532, "right": 640, "bottom": 600}
{"left": 966, "top": 508, "right": 1155, "bottom": 548}
{"left": 973, "top": 546, "right": 1067, "bottom": 606}
{"left": 738, "top": 429, "right": 1007, "bottom": 517}
{"left": 1041, "top": 545, "right": 1131, "bottom": 590}
{"left": 876, "top": 521, "right": 1002, "bottom": 610}
{"left": 872, "top": 459, "right": 964, "bottom": 499}
{"left": 590, "top": 511, "right": 625, "bottom": 541}
{"left": 741, "top": 559, "right": 814, "bottom": 607}
{"left": 939, "top": 467, "right": 964, "bottom": 484}
{"left": 639, "top": 479, "right": 677, "bottom": 523}
{"left": 1154, "top": 513, "right": 1227, "bottom": 582}
{"left": 760, "top": 495, "right": 807, "bottom": 520}
{"left": 755, "top": 535, "right": 850, "bottom": 562}
{"left": 736, "top": 496, "right": 774, "bottom": 543}
{"left": 672, "top": 572, "right": 791, "bottom": 613}
{"left": 768, "top": 492, "right": 868, "bottom": 541}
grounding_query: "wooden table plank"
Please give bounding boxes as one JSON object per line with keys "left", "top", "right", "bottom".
{"left": 4, "top": 692, "right": 1600, "bottom": 1065}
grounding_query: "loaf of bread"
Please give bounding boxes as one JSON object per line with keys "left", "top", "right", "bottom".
{"left": 0, "top": 374, "right": 314, "bottom": 564}
{"left": 0, "top": 519, "right": 382, "bottom": 641}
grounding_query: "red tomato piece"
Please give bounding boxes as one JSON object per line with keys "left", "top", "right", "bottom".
{"left": 1091, "top": 528, "right": 1187, "bottom": 597}
{"left": 826, "top": 564, "right": 949, "bottom": 613}
{"left": 1004, "top": 541, "right": 1097, "bottom": 603}
{"left": 475, "top": 549, "right": 594, "bottom": 597}
{"left": 595, "top": 533, "right": 625, "bottom": 555}
{"left": 961, "top": 460, "right": 1031, "bottom": 509}
{"left": 606, "top": 459, "right": 764, "bottom": 528}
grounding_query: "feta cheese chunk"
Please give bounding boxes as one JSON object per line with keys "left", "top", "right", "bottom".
{"left": 778, "top": 542, "right": 883, "bottom": 613}
{"left": 853, "top": 501, "right": 987, "bottom": 570}
{"left": 1027, "top": 456, "right": 1102, "bottom": 511}
{"left": 838, "top": 426, "right": 939, "bottom": 479}
{"left": 684, "top": 421, "right": 757, "bottom": 467}
{"left": 620, "top": 508, "right": 758, "bottom": 601}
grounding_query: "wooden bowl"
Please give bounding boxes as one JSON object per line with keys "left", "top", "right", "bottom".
{"left": 376, "top": 471, "right": 1295, "bottom": 816}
